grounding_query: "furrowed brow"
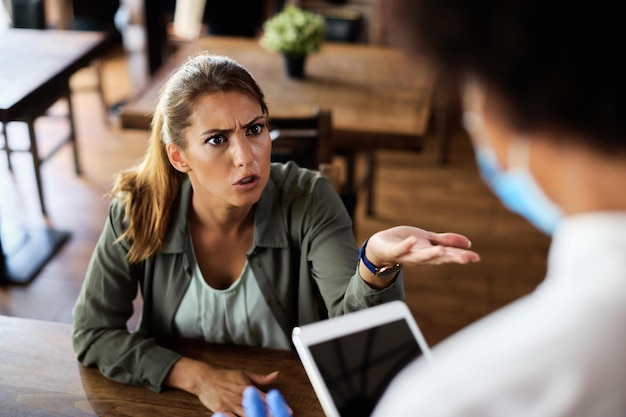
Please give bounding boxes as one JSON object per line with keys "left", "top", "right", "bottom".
{"left": 243, "top": 115, "right": 267, "bottom": 129}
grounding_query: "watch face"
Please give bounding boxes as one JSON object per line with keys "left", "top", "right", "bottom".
{"left": 377, "top": 264, "right": 402, "bottom": 278}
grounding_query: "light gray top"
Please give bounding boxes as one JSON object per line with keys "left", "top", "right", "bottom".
{"left": 174, "top": 260, "right": 291, "bottom": 350}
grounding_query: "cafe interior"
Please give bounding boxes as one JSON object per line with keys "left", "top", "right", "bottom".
{"left": 0, "top": 0, "right": 551, "bottom": 413}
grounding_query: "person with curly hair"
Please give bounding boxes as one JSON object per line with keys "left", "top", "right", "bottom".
{"left": 237, "top": 0, "right": 626, "bottom": 415}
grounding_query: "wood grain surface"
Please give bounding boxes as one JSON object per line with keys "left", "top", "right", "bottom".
{"left": 0, "top": 315, "right": 323, "bottom": 416}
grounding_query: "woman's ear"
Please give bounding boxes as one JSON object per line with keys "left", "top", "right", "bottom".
{"left": 166, "top": 143, "right": 191, "bottom": 173}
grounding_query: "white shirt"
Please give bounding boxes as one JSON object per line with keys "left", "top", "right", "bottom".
{"left": 373, "top": 212, "right": 626, "bottom": 417}
{"left": 174, "top": 260, "right": 291, "bottom": 350}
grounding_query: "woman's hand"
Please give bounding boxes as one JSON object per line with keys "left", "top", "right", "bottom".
{"left": 364, "top": 225, "right": 480, "bottom": 271}
{"left": 166, "top": 357, "right": 279, "bottom": 416}
{"left": 357, "top": 226, "right": 479, "bottom": 289}
{"left": 196, "top": 368, "right": 278, "bottom": 416}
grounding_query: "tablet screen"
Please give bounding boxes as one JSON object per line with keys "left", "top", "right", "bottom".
{"left": 307, "top": 318, "right": 423, "bottom": 417}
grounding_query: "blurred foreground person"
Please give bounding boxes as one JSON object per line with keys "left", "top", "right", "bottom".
{"left": 236, "top": 0, "right": 626, "bottom": 416}
{"left": 373, "top": 0, "right": 626, "bottom": 416}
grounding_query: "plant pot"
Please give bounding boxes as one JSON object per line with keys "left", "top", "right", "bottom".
{"left": 283, "top": 54, "right": 307, "bottom": 78}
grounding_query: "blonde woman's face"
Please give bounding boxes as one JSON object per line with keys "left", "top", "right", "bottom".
{"left": 174, "top": 91, "right": 272, "bottom": 209}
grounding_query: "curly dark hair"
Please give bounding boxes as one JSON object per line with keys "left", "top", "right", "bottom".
{"left": 389, "top": 0, "right": 626, "bottom": 153}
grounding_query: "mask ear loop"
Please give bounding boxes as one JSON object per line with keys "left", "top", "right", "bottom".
{"left": 461, "top": 80, "right": 496, "bottom": 153}
{"left": 508, "top": 137, "right": 530, "bottom": 172}
{"left": 464, "top": 80, "right": 531, "bottom": 174}
{"left": 461, "top": 82, "right": 484, "bottom": 132}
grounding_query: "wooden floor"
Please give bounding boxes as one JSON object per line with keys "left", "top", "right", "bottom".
{"left": 0, "top": 46, "right": 551, "bottom": 347}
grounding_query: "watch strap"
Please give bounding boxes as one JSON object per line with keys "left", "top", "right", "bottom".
{"left": 358, "top": 239, "right": 402, "bottom": 278}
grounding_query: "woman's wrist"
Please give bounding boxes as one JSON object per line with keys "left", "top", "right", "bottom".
{"left": 165, "top": 357, "right": 213, "bottom": 395}
{"left": 358, "top": 239, "right": 402, "bottom": 278}
{"left": 357, "top": 239, "right": 401, "bottom": 289}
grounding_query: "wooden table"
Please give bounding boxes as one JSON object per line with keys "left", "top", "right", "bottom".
{"left": 120, "top": 36, "right": 437, "bottom": 214}
{"left": 0, "top": 315, "right": 324, "bottom": 416}
{"left": 0, "top": 29, "right": 111, "bottom": 131}
{"left": 0, "top": 29, "right": 111, "bottom": 285}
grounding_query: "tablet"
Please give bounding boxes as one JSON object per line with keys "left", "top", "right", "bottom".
{"left": 292, "top": 301, "right": 433, "bottom": 417}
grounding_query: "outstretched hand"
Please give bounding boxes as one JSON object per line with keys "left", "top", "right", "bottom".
{"left": 212, "top": 386, "right": 291, "bottom": 417}
{"left": 366, "top": 225, "right": 480, "bottom": 267}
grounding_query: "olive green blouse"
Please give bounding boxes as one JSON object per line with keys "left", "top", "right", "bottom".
{"left": 72, "top": 162, "right": 404, "bottom": 392}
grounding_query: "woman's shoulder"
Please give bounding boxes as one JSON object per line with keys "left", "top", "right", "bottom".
{"left": 106, "top": 193, "right": 132, "bottom": 232}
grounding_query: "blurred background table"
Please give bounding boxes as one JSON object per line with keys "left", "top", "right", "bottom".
{"left": 121, "top": 36, "right": 435, "bottom": 146}
{"left": 0, "top": 315, "right": 324, "bottom": 416}
{"left": 120, "top": 35, "right": 438, "bottom": 214}
{"left": 0, "top": 28, "right": 111, "bottom": 285}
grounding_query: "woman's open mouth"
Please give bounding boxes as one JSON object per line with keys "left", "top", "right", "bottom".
{"left": 234, "top": 175, "right": 260, "bottom": 190}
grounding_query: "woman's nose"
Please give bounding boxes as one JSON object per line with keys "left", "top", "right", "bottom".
{"left": 231, "top": 135, "right": 254, "bottom": 166}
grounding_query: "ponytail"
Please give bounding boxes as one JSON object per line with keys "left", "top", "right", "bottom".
{"left": 110, "top": 106, "right": 185, "bottom": 263}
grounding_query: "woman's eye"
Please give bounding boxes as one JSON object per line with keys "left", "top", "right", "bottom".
{"left": 207, "top": 135, "right": 226, "bottom": 146}
{"left": 247, "top": 123, "right": 265, "bottom": 136}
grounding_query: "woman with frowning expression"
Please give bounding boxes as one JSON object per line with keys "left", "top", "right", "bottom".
{"left": 72, "top": 53, "right": 479, "bottom": 416}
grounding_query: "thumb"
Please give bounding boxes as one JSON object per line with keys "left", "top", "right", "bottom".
{"left": 386, "top": 236, "right": 419, "bottom": 260}
{"left": 246, "top": 370, "right": 279, "bottom": 386}
{"left": 394, "top": 236, "right": 418, "bottom": 254}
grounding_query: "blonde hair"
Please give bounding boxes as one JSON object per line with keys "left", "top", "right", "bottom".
{"left": 111, "top": 54, "right": 268, "bottom": 263}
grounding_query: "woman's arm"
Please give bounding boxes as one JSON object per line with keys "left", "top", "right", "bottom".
{"left": 304, "top": 175, "right": 405, "bottom": 314}
{"left": 73, "top": 203, "right": 280, "bottom": 413}
{"left": 72, "top": 203, "right": 181, "bottom": 392}
{"left": 306, "top": 175, "right": 479, "bottom": 315}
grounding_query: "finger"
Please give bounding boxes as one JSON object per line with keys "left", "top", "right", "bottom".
{"left": 421, "top": 247, "right": 481, "bottom": 265}
{"left": 400, "top": 245, "right": 446, "bottom": 264}
{"left": 267, "top": 389, "right": 292, "bottom": 417}
{"left": 243, "top": 386, "right": 267, "bottom": 417}
{"left": 390, "top": 236, "right": 418, "bottom": 255}
{"left": 444, "top": 248, "right": 481, "bottom": 263}
{"left": 246, "top": 370, "right": 279, "bottom": 386}
{"left": 380, "top": 236, "right": 422, "bottom": 261}
{"left": 212, "top": 412, "right": 236, "bottom": 417}
{"left": 207, "top": 398, "right": 245, "bottom": 417}
{"left": 201, "top": 387, "right": 247, "bottom": 417}
{"left": 429, "top": 232, "right": 472, "bottom": 249}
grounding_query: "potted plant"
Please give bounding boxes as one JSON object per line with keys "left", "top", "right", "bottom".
{"left": 259, "top": 5, "right": 326, "bottom": 78}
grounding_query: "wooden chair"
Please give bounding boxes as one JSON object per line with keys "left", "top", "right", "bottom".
{"left": 1, "top": 87, "right": 81, "bottom": 217}
{"left": 319, "top": 8, "right": 363, "bottom": 43}
{"left": 269, "top": 108, "right": 333, "bottom": 169}
{"left": 269, "top": 108, "right": 357, "bottom": 220}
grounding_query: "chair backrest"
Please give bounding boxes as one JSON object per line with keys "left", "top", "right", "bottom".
{"left": 269, "top": 109, "right": 356, "bottom": 220}
{"left": 319, "top": 9, "right": 363, "bottom": 43}
{"left": 9, "top": 0, "right": 46, "bottom": 28}
{"left": 269, "top": 108, "right": 333, "bottom": 170}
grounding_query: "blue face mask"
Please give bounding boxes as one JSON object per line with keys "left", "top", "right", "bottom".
{"left": 473, "top": 145, "right": 562, "bottom": 235}
{"left": 462, "top": 85, "right": 562, "bottom": 236}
